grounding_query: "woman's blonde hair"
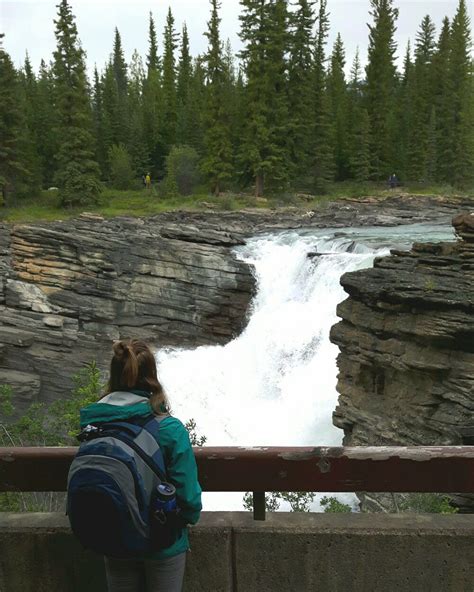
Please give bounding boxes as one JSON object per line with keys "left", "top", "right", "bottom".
{"left": 105, "top": 339, "right": 169, "bottom": 415}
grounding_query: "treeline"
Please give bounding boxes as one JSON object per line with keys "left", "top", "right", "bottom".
{"left": 0, "top": 0, "right": 473, "bottom": 207}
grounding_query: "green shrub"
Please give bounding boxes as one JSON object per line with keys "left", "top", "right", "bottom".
{"left": 108, "top": 144, "right": 134, "bottom": 190}
{"left": 164, "top": 145, "right": 200, "bottom": 196}
{"left": 398, "top": 493, "right": 458, "bottom": 514}
{"left": 320, "top": 496, "right": 352, "bottom": 513}
{"left": 0, "top": 362, "right": 103, "bottom": 512}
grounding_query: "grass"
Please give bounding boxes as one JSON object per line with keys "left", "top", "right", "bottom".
{"left": 1, "top": 183, "right": 472, "bottom": 224}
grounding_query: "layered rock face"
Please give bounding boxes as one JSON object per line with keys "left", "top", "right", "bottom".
{"left": 332, "top": 214, "right": 474, "bottom": 445}
{"left": 331, "top": 213, "right": 474, "bottom": 506}
{"left": 0, "top": 215, "right": 254, "bottom": 407}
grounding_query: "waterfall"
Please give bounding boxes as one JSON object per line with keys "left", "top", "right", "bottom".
{"left": 155, "top": 224, "right": 454, "bottom": 511}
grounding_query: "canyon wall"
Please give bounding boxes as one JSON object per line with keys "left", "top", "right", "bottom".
{"left": 0, "top": 214, "right": 254, "bottom": 407}
{"left": 331, "top": 213, "right": 474, "bottom": 509}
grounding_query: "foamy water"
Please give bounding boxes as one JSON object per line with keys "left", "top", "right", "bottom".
{"left": 156, "top": 224, "right": 454, "bottom": 511}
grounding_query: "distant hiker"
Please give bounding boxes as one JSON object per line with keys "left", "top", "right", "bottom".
{"left": 142, "top": 174, "right": 147, "bottom": 188}
{"left": 388, "top": 173, "right": 399, "bottom": 190}
{"left": 146, "top": 173, "right": 152, "bottom": 191}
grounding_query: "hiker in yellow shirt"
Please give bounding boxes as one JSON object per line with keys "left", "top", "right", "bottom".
{"left": 145, "top": 173, "right": 152, "bottom": 191}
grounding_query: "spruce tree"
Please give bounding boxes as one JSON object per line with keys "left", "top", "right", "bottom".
{"left": 185, "top": 57, "right": 207, "bottom": 155}
{"left": 223, "top": 40, "right": 242, "bottom": 167}
{"left": 176, "top": 24, "right": 193, "bottom": 145}
{"left": 327, "top": 33, "right": 348, "bottom": 180}
{"left": 128, "top": 50, "right": 149, "bottom": 176}
{"left": 432, "top": 17, "right": 453, "bottom": 183}
{"left": 147, "top": 12, "right": 160, "bottom": 75}
{"left": 239, "top": 0, "right": 291, "bottom": 196}
{"left": 347, "top": 49, "right": 371, "bottom": 181}
{"left": 449, "top": 0, "right": 474, "bottom": 187}
{"left": 92, "top": 66, "right": 107, "bottom": 177}
{"left": 263, "top": 0, "right": 292, "bottom": 190}
{"left": 0, "top": 36, "right": 34, "bottom": 204}
{"left": 396, "top": 41, "right": 415, "bottom": 179}
{"left": 287, "top": 0, "right": 315, "bottom": 181}
{"left": 161, "top": 8, "right": 178, "bottom": 154}
{"left": 35, "top": 60, "right": 59, "bottom": 186}
{"left": 407, "top": 15, "right": 437, "bottom": 181}
{"left": 112, "top": 28, "right": 129, "bottom": 146}
{"left": 101, "top": 62, "right": 120, "bottom": 156}
{"left": 143, "top": 13, "right": 165, "bottom": 177}
{"left": 202, "top": 0, "right": 234, "bottom": 195}
{"left": 18, "top": 54, "right": 43, "bottom": 190}
{"left": 311, "top": 0, "right": 335, "bottom": 191}
{"left": 53, "top": 0, "right": 101, "bottom": 206}
{"left": 365, "top": 0, "right": 399, "bottom": 179}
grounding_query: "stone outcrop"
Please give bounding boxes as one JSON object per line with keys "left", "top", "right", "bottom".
{"left": 331, "top": 212, "right": 474, "bottom": 510}
{"left": 0, "top": 214, "right": 254, "bottom": 407}
{"left": 157, "top": 193, "right": 474, "bottom": 234}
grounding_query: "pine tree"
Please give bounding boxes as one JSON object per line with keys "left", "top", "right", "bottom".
{"left": 202, "top": 0, "right": 234, "bottom": 195}
{"left": 264, "top": 0, "right": 291, "bottom": 190}
{"left": 101, "top": 61, "right": 120, "bottom": 156}
{"left": 223, "top": 40, "right": 241, "bottom": 167}
{"left": 311, "top": 0, "right": 335, "bottom": 191}
{"left": 395, "top": 41, "right": 415, "bottom": 179}
{"left": 327, "top": 33, "right": 348, "bottom": 180}
{"left": 432, "top": 17, "right": 453, "bottom": 183}
{"left": 407, "top": 15, "right": 437, "bottom": 181}
{"left": 287, "top": 0, "right": 315, "bottom": 180}
{"left": 143, "top": 13, "right": 164, "bottom": 177}
{"left": 365, "top": 0, "right": 399, "bottom": 180}
{"left": 449, "top": 0, "right": 474, "bottom": 187}
{"left": 112, "top": 28, "right": 129, "bottom": 146}
{"left": 161, "top": 8, "right": 178, "bottom": 153}
{"left": 53, "top": 0, "right": 101, "bottom": 206}
{"left": 184, "top": 57, "right": 206, "bottom": 155}
{"left": 18, "top": 54, "right": 43, "bottom": 190}
{"left": 349, "top": 108, "right": 371, "bottom": 182}
{"left": 239, "top": 0, "right": 291, "bottom": 196}
{"left": 35, "top": 60, "right": 59, "bottom": 186}
{"left": 0, "top": 36, "right": 35, "bottom": 204}
{"left": 176, "top": 24, "right": 193, "bottom": 145}
{"left": 147, "top": 12, "right": 160, "bottom": 75}
{"left": 347, "top": 49, "right": 371, "bottom": 181}
{"left": 128, "top": 50, "right": 148, "bottom": 176}
{"left": 92, "top": 66, "right": 107, "bottom": 177}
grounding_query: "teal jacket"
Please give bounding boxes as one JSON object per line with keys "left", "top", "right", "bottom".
{"left": 80, "top": 391, "right": 202, "bottom": 559}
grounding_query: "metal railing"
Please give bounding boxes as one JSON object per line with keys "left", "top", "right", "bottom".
{"left": 1, "top": 446, "right": 474, "bottom": 520}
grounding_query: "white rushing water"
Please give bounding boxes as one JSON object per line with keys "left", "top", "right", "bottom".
{"left": 155, "top": 223, "right": 454, "bottom": 511}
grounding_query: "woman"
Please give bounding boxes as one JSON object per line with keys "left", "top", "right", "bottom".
{"left": 79, "top": 339, "right": 202, "bottom": 592}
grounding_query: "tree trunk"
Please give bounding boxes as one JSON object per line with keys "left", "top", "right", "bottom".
{"left": 214, "top": 181, "right": 220, "bottom": 197}
{"left": 255, "top": 173, "right": 264, "bottom": 198}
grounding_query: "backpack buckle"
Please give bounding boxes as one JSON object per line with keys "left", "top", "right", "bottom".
{"left": 78, "top": 424, "right": 102, "bottom": 442}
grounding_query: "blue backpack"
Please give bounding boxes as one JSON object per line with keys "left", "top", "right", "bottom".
{"left": 67, "top": 415, "right": 172, "bottom": 558}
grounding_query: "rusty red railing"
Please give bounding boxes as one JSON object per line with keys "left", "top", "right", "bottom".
{"left": 1, "top": 446, "right": 474, "bottom": 520}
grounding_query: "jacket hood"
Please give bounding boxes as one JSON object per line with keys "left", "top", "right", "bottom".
{"left": 80, "top": 391, "right": 153, "bottom": 428}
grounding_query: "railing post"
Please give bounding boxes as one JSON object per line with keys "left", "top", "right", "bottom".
{"left": 253, "top": 491, "right": 266, "bottom": 521}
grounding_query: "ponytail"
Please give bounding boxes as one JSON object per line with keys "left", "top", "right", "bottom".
{"left": 105, "top": 339, "right": 169, "bottom": 415}
{"left": 112, "top": 341, "right": 139, "bottom": 388}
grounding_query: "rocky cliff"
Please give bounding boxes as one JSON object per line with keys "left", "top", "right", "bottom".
{"left": 0, "top": 214, "right": 254, "bottom": 407}
{"left": 331, "top": 213, "right": 474, "bottom": 509}
{"left": 1, "top": 195, "right": 472, "bottom": 413}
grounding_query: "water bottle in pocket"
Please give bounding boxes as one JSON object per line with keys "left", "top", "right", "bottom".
{"left": 151, "top": 482, "right": 181, "bottom": 550}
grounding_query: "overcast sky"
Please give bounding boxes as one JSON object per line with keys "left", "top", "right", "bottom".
{"left": 1, "top": 0, "right": 469, "bottom": 76}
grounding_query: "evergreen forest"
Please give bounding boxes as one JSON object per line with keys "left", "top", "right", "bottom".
{"left": 0, "top": 0, "right": 473, "bottom": 208}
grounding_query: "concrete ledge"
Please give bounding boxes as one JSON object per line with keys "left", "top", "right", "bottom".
{"left": 0, "top": 513, "right": 473, "bottom": 591}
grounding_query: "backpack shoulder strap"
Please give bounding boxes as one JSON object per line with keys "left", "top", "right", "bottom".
{"left": 142, "top": 414, "right": 170, "bottom": 439}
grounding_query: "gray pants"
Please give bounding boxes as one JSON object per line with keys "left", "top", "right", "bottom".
{"left": 105, "top": 553, "right": 186, "bottom": 592}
